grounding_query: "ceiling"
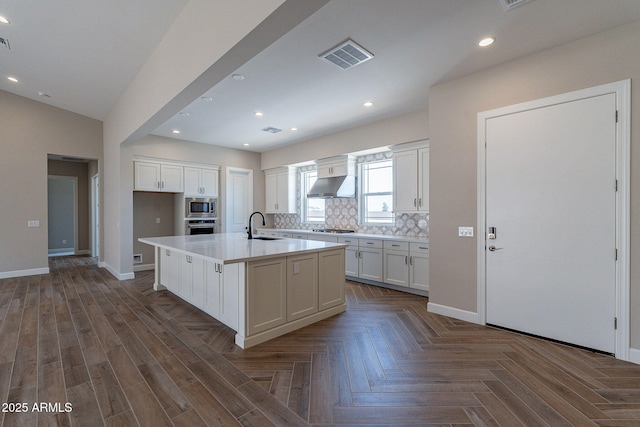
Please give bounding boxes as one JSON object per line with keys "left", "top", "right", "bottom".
{"left": 2, "top": 0, "right": 640, "bottom": 153}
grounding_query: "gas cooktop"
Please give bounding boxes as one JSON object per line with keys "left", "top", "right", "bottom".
{"left": 312, "top": 228, "right": 355, "bottom": 234}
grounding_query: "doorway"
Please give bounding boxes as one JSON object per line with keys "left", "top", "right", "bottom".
{"left": 225, "top": 167, "right": 253, "bottom": 233}
{"left": 92, "top": 174, "right": 100, "bottom": 258}
{"left": 477, "top": 80, "right": 630, "bottom": 359}
{"left": 48, "top": 176, "right": 78, "bottom": 256}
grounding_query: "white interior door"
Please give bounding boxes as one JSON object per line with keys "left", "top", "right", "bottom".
{"left": 225, "top": 167, "right": 253, "bottom": 233}
{"left": 485, "top": 93, "right": 617, "bottom": 354}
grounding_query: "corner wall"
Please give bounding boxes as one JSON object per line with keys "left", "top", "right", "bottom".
{"left": 428, "top": 21, "right": 640, "bottom": 350}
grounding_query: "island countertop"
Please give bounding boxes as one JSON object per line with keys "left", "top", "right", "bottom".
{"left": 138, "top": 232, "right": 347, "bottom": 264}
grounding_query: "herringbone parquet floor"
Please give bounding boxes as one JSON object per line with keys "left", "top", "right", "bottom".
{"left": 1, "top": 255, "right": 639, "bottom": 426}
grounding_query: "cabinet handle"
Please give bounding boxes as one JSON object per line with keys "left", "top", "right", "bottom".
{"left": 186, "top": 255, "right": 192, "bottom": 263}
{"left": 409, "top": 256, "right": 413, "bottom": 265}
{"left": 419, "top": 198, "right": 422, "bottom": 207}
{"left": 366, "top": 242, "right": 374, "bottom": 245}
{"left": 165, "top": 249, "right": 170, "bottom": 256}
{"left": 161, "top": 181, "right": 165, "bottom": 189}
{"left": 419, "top": 246, "right": 428, "bottom": 250}
{"left": 392, "top": 244, "right": 400, "bottom": 247}
{"left": 413, "top": 198, "right": 417, "bottom": 207}
{"left": 218, "top": 263, "right": 223, "bottom": 274}
{"left": 157, "top": 181, "right": 161, "bottom": 189}
{"left": 405, "top": 255, "right": 408, "bottom": 265}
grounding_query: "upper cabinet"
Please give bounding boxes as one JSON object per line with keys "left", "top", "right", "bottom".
{"left": 316, "top": 155, "right": 355, "bottom": 178}
{"left": 265, "top": 167, "right": 297, "bottom": 214}
{"left": 392, "top": 141, "right": 429, "bottom": 213}
{"left": 134, "top": 161, "right": 183, "bottom": 192}
{"left": 184, "top": 166, "right": 219, "bottom": 197}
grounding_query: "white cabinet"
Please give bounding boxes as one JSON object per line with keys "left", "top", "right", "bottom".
{"left": 308, "top": 234, "right": 339, "bottom": 243}
{"left": 392, "top": 143, "right": 429, "bottom": 212}
{"left": 316, "top": 155, "right": 355, "bottom": 178}
{"left": 338, "top": 237, "right": 383, "bottom": 282}
{"left": 184, "top": 166, "right": 219, "bottom": 197}
{"left": 265, "top": 167, "right": 296, "bottom": 214}
{"left": 286, "top": 253, "right": 318, "bottom": 321}
{"left": 382, "top": 240, "right": 429, "bottom": 292}
{"left": 318, "top": 249, "right": 345, "bottom": 310}
{"left": 134, "top": 161, "right": 183, "bottom": 192}
{"left": 409, "top": 243, "right": 429, "bottom": 292}
{"left": 247, "top": 258, "right": 287, "bottom": 335}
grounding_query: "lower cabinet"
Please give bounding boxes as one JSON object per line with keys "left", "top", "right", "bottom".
{"left": 339, "top": 237, "right": 383, "bottom": 282}
{"left": 246, "top": 258, "right": 287, "bottom": 335}
{"left": 318, "top": 249, "right": 345, "bottom": 310}
{"left": 287, "top": 253, "right": 318, "bottom": 321}
{"left": 383, "top": 241, "right": 429, "bottom": 292}
{"left": 408, "top": 243, "right": 429, "bottom": 292}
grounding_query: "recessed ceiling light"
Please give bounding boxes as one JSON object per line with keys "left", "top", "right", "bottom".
{"left": 37, "top": 91, "right": 51, "bottom": 98}
{"left": 0, "top": 16, "right": 10, "bottom": 24}
{"left": 232, "top": 74, "right": 245, "bottom": 81}
{"left": 7, "top": 76, "right": 18, "bottom": 83}
{"left": 179, "top": 112, "right": 190, "bottom": 116}
{"left": 290, "top": 127, "right": 298, "bottom": 131}
{"left": 171, "top": 129, "right": 181, "bottom": 134}
{"left": 243, "top": 143, "right": 250, "bottom": 146}
{"left": 201, "top": 96, "right": 213, "bottom": 101}
{"left": 254, "top": 111, "right": 264, "bottom": 117}
{"left": 363, "top": 101, "right": 374, "bottom": 107}
{"left": 478, "top": 37, "right": 495, "bottom": 47}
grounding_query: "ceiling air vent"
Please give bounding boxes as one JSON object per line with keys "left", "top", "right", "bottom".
{"left": 319, "top": 39, "right": 373, "bottom": 70}
{"left": 498, "top": 0, "right": 534, "bottom": 11}
{"left": 262, "top": 126, "right": 282, "bottom": 134}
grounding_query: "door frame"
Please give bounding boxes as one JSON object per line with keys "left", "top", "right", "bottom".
{"left": 477, "top": 79, "right": 630, "bottom": 360}
{"left": 91, "top": 173, "right": 100, "bottom": 258}
{"left": 225, "top": 167, "right": 254, "bottom": 233}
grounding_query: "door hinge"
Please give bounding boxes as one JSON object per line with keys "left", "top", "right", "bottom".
{"left": 614, "top": 317, "right": 618, "bottom": 330}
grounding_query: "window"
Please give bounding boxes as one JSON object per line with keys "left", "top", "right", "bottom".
{"left": 302, "top": 170, "right": 325, "bottom": 223}
{"left": 360, "top": 159, "right": 393, "bottom": 224}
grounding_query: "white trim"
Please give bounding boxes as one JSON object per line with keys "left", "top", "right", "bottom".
{"left": 427, "top": 302, "right": 479, "bottom": 324}
{"left": 630, "top": 348, "right": 640, "bottom": 365}
{"left": 225, "top": 167, "right": 253, "bottom": 233}
{"left": 48, "top": 248, "right": 75, "bottom": 254}
{"left": 133, "top": 263, "right": 155, "bottom": 272}
{"left": 0, "top": 267, "right": 50, "bottom": 279}
{"left": 477, "top": 79, "right": 631, "bottom": 361}
{"left": 76, "top": 249, "right": 92, "bottom": 256}
{"left": 102, "top": 263, "right": 135, "bottom": 281}
{"left": 98, "top": 261, "right": 106, "bottom": 268}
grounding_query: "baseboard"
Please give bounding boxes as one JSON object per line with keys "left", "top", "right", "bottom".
{"left": 76, "top": 249, "right": 91, "bottom": 256}
{"left": 427, "top": 302, "right": 479, "bottom": 324}
{"left": 133, "top": 263, "right": 155, "bottom": 272}
{"left": 48, "top": 247, "right": 75, "bottom": 254}
{"left": 102, "top": 263, "right": 135, "bottom": 281}
{"left": 630, "top": 348, "right": 640, "bottom": 365}
{"left": 98, "top": 261, "right": 106, "bottom": 268}
{"left": 0, "top": 267, "right": 50, "bottom": 279}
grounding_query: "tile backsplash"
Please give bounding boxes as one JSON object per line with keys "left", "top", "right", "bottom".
{"left": 272, "top": 152, "right": 429, "bottom": 238}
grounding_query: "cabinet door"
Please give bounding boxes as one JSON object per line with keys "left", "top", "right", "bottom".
{"left": 184, "top": 167, "right": 201, "bottom": 196}
{"left": 203, "top": 261, "right": 221, "bottom": 318}
{"left": 160, "top": 164, "right": 183, "bottom": 192}
{"left": 201, "top": 168, "right": 219, "bottom": 197}
{"left": 180, "top": 255, "right": 194, "bottom": 301}
{"left": 134, "top": 161, "right": 160, "bottom": 191}
{"left": 317, "top": 163, "right": 333, "bottom": 178}
{"left": 330, "top": 162, "right": 349, "bottom": 176}
{"left": 190, "top": 257, "right": 205, "bottom": 309}
{"left": 169, "top": 250, "right": 182, "bottom": 295}
{"left": 393, "top": 150, "right": 418, "bottom": 212}
{"left": 275, "top": 172, "right": 289, "bottom": 213}
{"left": 160, "top": 248, "right": 172, "bottom": 289}
{"left": 265, "top": 172, "right": 279, "bottom": 213}
{"left": 418, "top": 147, "right": 429, "bottom": 212}
{"left": 344, "top": 246, "right": 359, "bottom": 277}
{"left": 219, "top": 263, "right": 240, "bottom": 330}
{"left": 410, "top": 253, "right": 429, "bottom": 292}
{"left": 359, "top": 248, "right": 383, "bottom": 282}
{"left": 287, "top": 253, "right": 318, "bottom": 321}
{"left": 319, "top": 249, "right": 345, "bottom": 310}
{"left": 247, "top": 258, "right": 286, "bottom": 335}
{"left": 383, "top": 250, "right": 409, "bottom": 287}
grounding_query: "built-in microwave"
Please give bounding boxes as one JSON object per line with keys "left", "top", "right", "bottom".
{"left": 185, "top": 197, "right": 217, "bottom": 218}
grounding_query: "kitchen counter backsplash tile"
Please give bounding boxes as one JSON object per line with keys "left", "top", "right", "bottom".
{"left": 272, "top": 153, "right": 428, "bottom": 238}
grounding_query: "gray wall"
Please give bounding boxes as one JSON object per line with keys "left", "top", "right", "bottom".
{"left": 0, "top": 90, "right": 102, "bottom": 274}
{"left": 133, "top": 192, "right": 176, "bottom": 266}
{"left": 428, "top": 21, "right": 640, "bottom": 349}
{"left": 47, "top": 177, "right": 76, "bottom": 251}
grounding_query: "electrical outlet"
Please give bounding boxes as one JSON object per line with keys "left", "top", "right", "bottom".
{"left": 62, "top": 240, "right": 67, "bottom": 244}
{"left": 27, "top": 220, "right": 40, "bottom": 227}
{"left": 293, "top": 262, "right": 300, "bottom": 275}
{"left": 458, "top": 226, "right": 474, "bottom": 237}
{"left": 156, "top": 218, "right": 161, "bottom": 224}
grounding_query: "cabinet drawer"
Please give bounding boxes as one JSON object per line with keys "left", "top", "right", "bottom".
{"left": 338, "top": 236, "right": 358, "bottom": 246}
{"left": 359, "top": 238, "right": 382, "bottom": 249}
{"left": 383, "top": 240, "right": 409, "bottom": 251}
{"left": 410, "top": 242, "right": 429, "bottom": 255}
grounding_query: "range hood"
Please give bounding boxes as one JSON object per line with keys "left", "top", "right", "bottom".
{"left": 307, "top": 175, "right": 356, "bottom": 198}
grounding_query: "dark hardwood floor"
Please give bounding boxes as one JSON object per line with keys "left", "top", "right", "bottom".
{"left": 1, "top": 256, "right": 639, "bottom": 426}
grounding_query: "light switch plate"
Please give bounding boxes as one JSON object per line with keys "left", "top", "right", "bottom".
{"left": 458, "top": 226, "right": 474, "bottom": 237}
{"left": 28, "top": 220, "right": 40, "bottom": 227}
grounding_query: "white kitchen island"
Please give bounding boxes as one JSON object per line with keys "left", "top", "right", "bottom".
{"left": 139, "top": 233, "right": 346, "bottom": 349}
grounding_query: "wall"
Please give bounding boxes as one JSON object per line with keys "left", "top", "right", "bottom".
{"left": 133, "top": 192, "right": 176, "bottom": 268}
{"left": 261, "top": 109, "right": 428, "bottom": 170}
{"left": 0, "top": 90, "right": 102, "bottom": 277}
{"left": 428, "top": 21, "right": 640, "bottom": 349}
{"left": 48, "top": 159, "right": 90, "bottom": 252}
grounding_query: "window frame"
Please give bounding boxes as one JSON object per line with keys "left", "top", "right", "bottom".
{"left": 301, "top": 169, "right": 325, "bottom": 224}
{"left": 358, "top": 158, "right": 394, "bottom": 225}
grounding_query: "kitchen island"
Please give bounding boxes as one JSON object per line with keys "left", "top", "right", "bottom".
{"left": 139, "top": 233, "right": 346, "bottom": 348}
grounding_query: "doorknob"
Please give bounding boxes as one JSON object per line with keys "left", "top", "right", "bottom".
{"left": 488, "top": 245, "right": 503, "bottom": 252}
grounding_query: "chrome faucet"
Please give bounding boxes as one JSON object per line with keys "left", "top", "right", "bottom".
{"left": 247, "top": 211, "right": 266, "bottom": 239}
